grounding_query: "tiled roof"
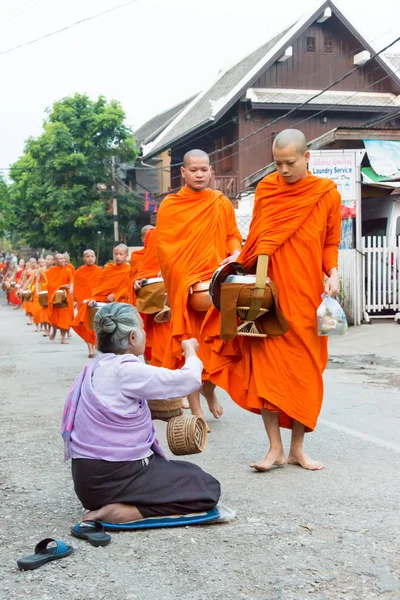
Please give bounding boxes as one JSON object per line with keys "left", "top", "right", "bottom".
{"left": 143, "top": 1, "right": 400, "bottom": 158}
{"left": 246, "top": 88, "right": 400, "bottom": 107}
{"left": 385, "top": 54, "right": 400, "bottom": 73}
{"left": 134, "top": 96, "right": 196, "bottom": 145}
{"left": 142, "top": 25, "right": 293, "bottom": 156}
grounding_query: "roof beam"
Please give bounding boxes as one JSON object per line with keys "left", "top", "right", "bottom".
{"left": 278, "top": 46, "right": 293, "bottom": 62}
{"left": 317, "top": 7, "right": 332, "bottom": 22}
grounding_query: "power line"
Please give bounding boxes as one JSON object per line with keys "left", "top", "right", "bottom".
{"left": 169, "top": 21, "right": 400, "bottom": 154}
{"left": 0, "top": 0, "right": 141, "bottom": 57}
{"left": 193, "top": 34, "right": 400, "bottom": 166}
{"left": 0, "top": 0, "right": 44, "bottom": 27}
{"left": 1, "top": 56, "right": 399, "bottom": 178}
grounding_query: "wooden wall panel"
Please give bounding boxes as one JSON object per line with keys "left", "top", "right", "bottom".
{"left": 253, "top": 16, "right": 399, "bottom": 94}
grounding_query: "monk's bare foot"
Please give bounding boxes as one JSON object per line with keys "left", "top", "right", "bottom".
{"left": 181, "top": 397, "right": 190, "bottom": 409}
{"left": 84, "top": 503, "right": 143, "bottom": 524}
{"left": 61, "top": 339, "right": 69, "bottom": 344}
{"left": 200, "top": 383, "right": 223, "bottom": 419}
{"left": 287, "top": 452, "right": 324, "bottom": 471}
{"left": 250, "top": 449, "right": 287, "bottom": 472}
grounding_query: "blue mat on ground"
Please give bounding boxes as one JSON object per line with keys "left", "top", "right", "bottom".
{"left": 98, "top": 504, "right": 236, "bottom": 531}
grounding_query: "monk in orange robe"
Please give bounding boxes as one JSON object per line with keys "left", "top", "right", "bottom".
{"left": 8, "top": 259, "right": 26, "bottom": 309}
{"left": 133, "top": 226, "right": 170, "bottom": 366}
{"left": 81, "top": 244, "right": 131, "bottom": 327}
{"left": 129, "top": 225, "right": 152, "bottom": 306}
{"left": 157, "top": 149, "right": 242, "bottom": 428}
{"left": 19, "top": 258, "right": 38, "bottom": 324}
{"left": 208, "top": 129, "right": 342, "bottom": 471}
{"left": 47, "top": 253, "right": 74, "bottom": 344}
{"left": 36, "top": 255, "right": 54, "bottom": 335}
{"left": 71, "top": 249, "right": 103, "bottom": 358}
{"left": 28, "top": 258, "right": 47, "bottom": 332}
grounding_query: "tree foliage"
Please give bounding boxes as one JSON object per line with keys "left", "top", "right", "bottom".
{"left": 8, "top": 94, "right": 139, "bottom": 261}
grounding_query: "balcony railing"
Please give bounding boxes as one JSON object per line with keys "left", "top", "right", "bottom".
{"left": 212, "top": 174, "right": 238, "bottom": 198}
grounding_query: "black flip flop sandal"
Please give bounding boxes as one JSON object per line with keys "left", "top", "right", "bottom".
{"left": 71, "top": 521, "right": 111, "bottom": 547}
{"left": 17, "top": 538, "right": 73, "bottom": 571}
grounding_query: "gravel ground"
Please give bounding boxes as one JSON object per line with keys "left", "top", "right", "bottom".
{"left": 1, "top": 297, "right": 399, "bottom": 600}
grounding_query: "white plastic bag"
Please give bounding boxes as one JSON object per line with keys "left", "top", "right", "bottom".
{"left": 317, "top": 294, "right": 348, "bottom": 337}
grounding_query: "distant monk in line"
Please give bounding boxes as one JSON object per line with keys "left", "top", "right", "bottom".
{"left": 77, "top": 245, "right": 131, "bottom": 331}
{"left": 47, "top": 253, "right": 74, "bottom": 344}
{"left": 157, "top": 149, "right": 242, "bottom": 429}
{"left": 208, "top": 129, "right": 342, "bottom": 471}
{"left": 71, "top": 249, "right": 103, "bottom": 358}
{"left": 36, "top": 255, "right": 54, "bottom": 337}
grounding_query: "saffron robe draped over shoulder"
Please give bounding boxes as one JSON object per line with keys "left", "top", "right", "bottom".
{"left": 157, "top": 186, "right": 242, "bottom": 375}
{"left": 135, "top": 228, "right": 170, "bottom": 366}
{"left": 71, "top": 264, "right": 103, "bottom": 344}
{"left": 208, "top": 172, "right": 342, "bottom": 431}
{"left": 47, "top": 265, "right": 74, "bottom": 330}
{"left": 129, "top": 248, "right": 145, "bottom": 306}
{"left": 77, "top": 262, "right": 131, "bottom": 331}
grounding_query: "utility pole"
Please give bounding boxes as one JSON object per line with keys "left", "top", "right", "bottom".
{"left": 111, "top": 156, "right": 119, "bottom": 244}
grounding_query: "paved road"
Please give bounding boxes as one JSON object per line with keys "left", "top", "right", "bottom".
{"left": 0, "top": 295, "right": 399, "bottom": 600}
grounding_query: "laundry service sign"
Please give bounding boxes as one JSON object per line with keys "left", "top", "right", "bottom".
{"left": 308, "top": 151, "right": 356, "bottom": 202}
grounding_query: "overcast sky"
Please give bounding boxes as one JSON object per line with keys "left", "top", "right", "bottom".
{"left": 0, "top": 0, "right": 399, "bottom": 173}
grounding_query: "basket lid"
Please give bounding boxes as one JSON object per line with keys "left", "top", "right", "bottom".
{"left": 210, "top": 262, "right": 246, "bottom": 311}
{"left": 140, "top": 277, "right": 164, "bottom": 287}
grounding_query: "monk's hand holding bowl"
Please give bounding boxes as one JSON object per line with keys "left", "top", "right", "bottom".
{"left": 324, "top": 268, "right": 340, "bottom": 297}
{"left": 106, "top": 293, "right": 115, "bottom": 303}
{"left": 88, "top": 300, "right": 96, "bottom": 308}
{"left": 220, "top": 249, "right": 241, "bottom": 266}
{"left": 182, "top": 338, "right": 199, "bottom": 358}
{"left": 134, "top": 280, "right": 142, "bottom": 292}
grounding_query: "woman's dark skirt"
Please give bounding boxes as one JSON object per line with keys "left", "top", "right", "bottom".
{"left": 72, "top": 454, "right": 221, "bottom": 518}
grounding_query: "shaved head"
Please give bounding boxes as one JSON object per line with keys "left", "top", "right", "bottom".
{"left": 115, "top": 244, "right": 128, "bottom": 253}
{"left": 83, "top": 249, "right": 95, "bottom": 257}
{"left": 141, "top": 225, "right": 154, "bottom": 242}
{"left": 113, "top": 243, "right": 128, "bottom": 265}
{"left": 181, "top": 149, "right": 212, "bottom": 193}
{"left": 272, "top": 129, "right": 307, "bottom": 154}
{"left": 83, "top": 249, "right": 96, "bottom": 265}
{"left": 54, "top": 253, "right": 65, "bottom": 267}
{"left": 272, "top": 129, "right": 310, "bottom": 185}
{"left": 183, "top": 149, "right": 210, "bottom": 167}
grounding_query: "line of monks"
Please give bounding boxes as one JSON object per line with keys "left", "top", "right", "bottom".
{"left": 1, "top": 129, "right": 342, "bottom": 472}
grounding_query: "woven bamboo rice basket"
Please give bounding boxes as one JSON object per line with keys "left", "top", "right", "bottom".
{"left": 167, "top": 415, "right": 208, "bottom": 456}
{"left": 147, "top": 398, "right": 183, "bottom": 420}
{"left": 38, "top": 291, "right": 48, "bottom": 307}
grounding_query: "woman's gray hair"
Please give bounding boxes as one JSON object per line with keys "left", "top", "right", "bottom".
{"left": 95, "top": 302, "right": 142, "bottom": 354}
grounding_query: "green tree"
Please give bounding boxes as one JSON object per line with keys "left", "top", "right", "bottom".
{"left": 0, "top": 174, "right": 11, "bottom": 234}
{"left": 9, "top": 94, "right": 139, "bottom": 261}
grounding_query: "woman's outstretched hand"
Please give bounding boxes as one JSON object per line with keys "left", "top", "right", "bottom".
{"left": 182, "top": 338, "right": 199, "bottom": 358}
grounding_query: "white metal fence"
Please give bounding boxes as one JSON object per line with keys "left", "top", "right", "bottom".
{"left": 362, "top": 236, "right": 400, "bottom": 321}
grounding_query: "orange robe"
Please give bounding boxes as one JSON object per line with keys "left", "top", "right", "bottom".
{"left": 136, "top": 228, "right": 170, "bottom": 366}
{"left": 77, "top": 262, "right": 131, "bottom": 330}
{"left": 31, "top": 270, "right": 43, "bottom": 325}
{"left": 8, "top": 268, "right": 25, "bottom": 305}
{"left": 37, "top": 269, "right": 50, "bottom": 324}
{"left": 71, "top": 264, "right": 103, "bottom": 344}
{"left": 208, "top": 172, "right": 342, "bottom": 431}
{"left": 47, "top": 265, "right": 74, "bottom": 330}
{"left": 129, "top": 248, "right": 145, "bottom": 306}
{"left": 157, "top": 186, "right": 242, "bottom": 377}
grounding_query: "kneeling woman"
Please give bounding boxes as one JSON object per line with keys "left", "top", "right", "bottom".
{"left": 62, "top": 302, "right": 220, "bottom": 524}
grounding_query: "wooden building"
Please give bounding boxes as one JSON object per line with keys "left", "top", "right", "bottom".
{"left": 136, "top": 0, "right": 400, "bottom": 200}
